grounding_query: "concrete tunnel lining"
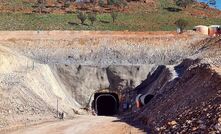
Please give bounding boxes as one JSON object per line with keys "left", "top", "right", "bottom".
{"left": 94, "top": 93, "right": 119, "bottom": 116}
{"left": 140, "top": 94, "right": 154, "bottom": 105}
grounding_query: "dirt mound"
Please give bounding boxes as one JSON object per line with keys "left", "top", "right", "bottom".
{"left": 133, "top": 59, "right": 221, "bottom": 133}
{"left": 191, "top": 36, "right": 221, "bottom": 65}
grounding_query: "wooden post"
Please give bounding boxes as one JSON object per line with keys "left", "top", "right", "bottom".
{"left": 57, "top": 97, "right": 59, "bottom": 118}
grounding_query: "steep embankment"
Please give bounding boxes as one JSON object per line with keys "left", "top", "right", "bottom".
{"left": 132, "top": 37, "right": 221, "bottom": 133}
{"left": 0, "top": 45, "right": 84, "bottom": 132}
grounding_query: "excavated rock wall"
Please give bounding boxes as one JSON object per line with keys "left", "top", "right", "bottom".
{"left": 52, "top": 64, "right": 155, "bottom": 108}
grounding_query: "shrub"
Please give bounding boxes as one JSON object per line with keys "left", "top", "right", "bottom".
{"left": 99, "top": 0, "right": 105, "bottom": 7}
{"left": 37, "top": 0, "right": 47, "bottom": 13}
{"left": 88, "top": 12, "right": 97, "bottom": 25}
{"left": 175, "top": 19, "right": 188, "bottom": 33}
{"left": 108, "top": 0, "right": 117, "bottom": 5}
{"left": 108, "top": 0, "right": 127, "bottom": 6}
{"left": 111, "top": 11, "right": 118, "bottom": 23}
{"left": 64, "top": 0, "right": 71, "bottom": 8}
{"left": 175, "top": 0, "right": 194, "bottom": 8}
{"left": 77, "top": 11, "right": 87, "bottom": 24}
{"left": 120, "top": 0, "right": 128, "bottom": 7}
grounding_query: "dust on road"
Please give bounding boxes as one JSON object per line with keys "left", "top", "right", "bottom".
{"left": 8, "top": 115, "right": 145, "bottom": 134}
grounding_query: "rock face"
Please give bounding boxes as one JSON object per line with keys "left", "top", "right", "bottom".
{"left": 53, "top": 64, "right": 154, "bottom": 108}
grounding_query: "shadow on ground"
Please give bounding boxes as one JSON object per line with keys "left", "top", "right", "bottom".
{"left": 111, "top": 115, "right": 151, "bottom": 133}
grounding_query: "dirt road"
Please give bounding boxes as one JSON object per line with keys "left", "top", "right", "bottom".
{"left": 8, "top": 115, "right": 145, "bottom": 134}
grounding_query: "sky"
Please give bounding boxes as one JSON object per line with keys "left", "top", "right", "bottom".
{"left": 198, "top": 0, "right": 221, "bottom": 9}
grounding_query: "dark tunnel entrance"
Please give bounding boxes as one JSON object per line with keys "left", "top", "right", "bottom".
{"left": 93, "top": 93, "right": 119, "bottom": 116}
{"left": 144, "top": 94, "right": 154, "bottom": 104}
{"left": 139, "top": 94, "right": 154, "bottom": 106}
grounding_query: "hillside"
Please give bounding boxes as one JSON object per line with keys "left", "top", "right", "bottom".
{"left": 0, "top": 0, "right": 220, "bottom": 30}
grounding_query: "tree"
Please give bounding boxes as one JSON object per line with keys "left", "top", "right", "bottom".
{"left": 175, "top": 0, "right": 194, "bottom": 8}
{"left": 77, "top": 11, "right": 87, "bottom": 24}
{"left": 108, "top": 0, "right": 127, "bottom": 7}
{"left": 111, "top": 11, "right": 118, "bottom": 23}
{"left": 108, "top": 0, "right": 117, "bottom": 5}
{"left": 99, "top": 0, "right": 105, "bottom": 7}
{"left": 37, "top": 0, "right": 47, "bottom": 14}
{"left": 64, "top": 0, "right": 71, "bottom": 8}
{"left": 88, "top": 12, "right": 97, "bottom": 25}
{"left": 175, "top": 19, "right": 188, "bottom": 33}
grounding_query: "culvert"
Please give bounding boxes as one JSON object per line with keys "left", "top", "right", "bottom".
{"left": 136, "top": 94, "right": 154, "bottom": 108}
{"left": 94, "top": 93, "right": 119, "bottom": 116}
{"left": 140, "top": 94, "right": 154, "bottom": 105}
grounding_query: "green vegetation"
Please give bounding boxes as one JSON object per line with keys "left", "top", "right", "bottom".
{"left": 77, "top": 11, "right": 87, "bottom": 24}
{"left": 0, "top": 0, "right": 34, "bottom": 12}
{"left": 88, "top": 13, "right": 97, "bottom": 25}
{"left": 0, "top": 0, "right": 220, "bottom": 31}
{"left": 175, "top": 0, "right": 194, "bottom": 8}
{"left": 64, "top": 0, "right": 71, "bottom": 8}
{"left": 37, "top": 0, "right": 46, "bottom": 14}
{"left": 108, "top": 0, "right": 118, "bottom": 5}
{"left": 99, "top": 0, "right": 105, "bottom": 7}
{"left": 111, "top": 11, "right": 118, "bottom": 23}
{"left": 175, "top": 19, "right": 188, "bottom": 33}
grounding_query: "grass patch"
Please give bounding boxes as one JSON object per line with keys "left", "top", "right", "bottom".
{"left": 0, "top": 1, "right": 220, "bottom": 31}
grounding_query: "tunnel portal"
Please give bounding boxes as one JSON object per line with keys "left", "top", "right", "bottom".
{"left": 94, "top": 93, "right": 119, "bottom": 116}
